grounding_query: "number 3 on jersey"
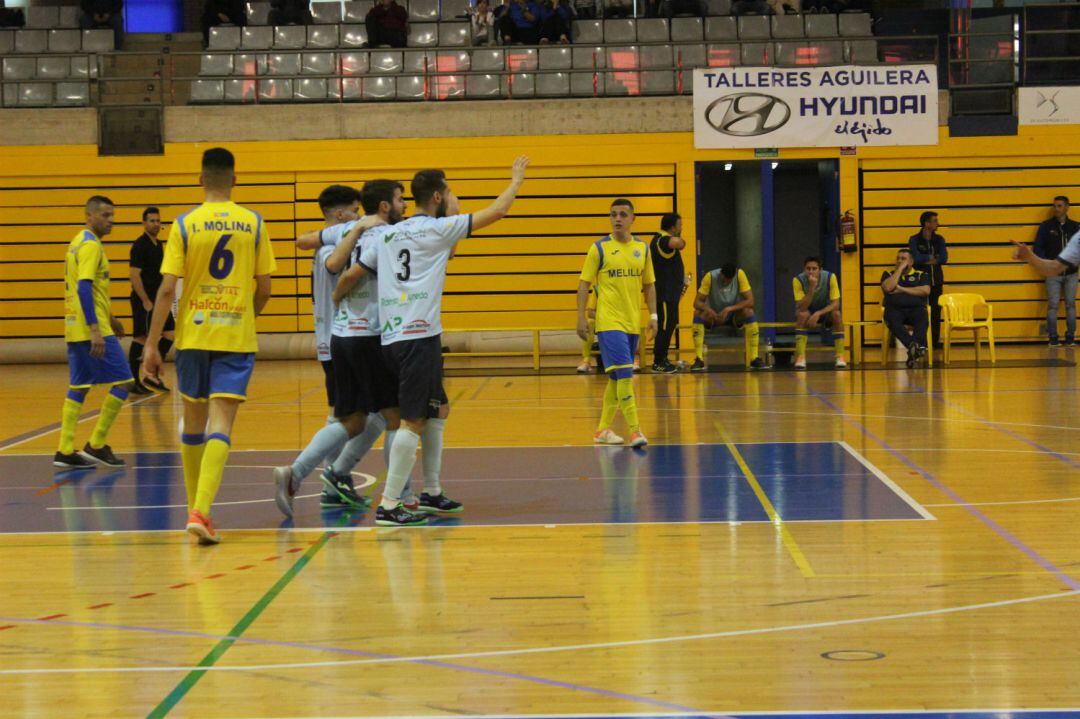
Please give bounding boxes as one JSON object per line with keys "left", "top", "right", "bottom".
{"left": 396, "top": 248, "right": 411, "bottom": 281}
{"left": 210, "top": 234, "right": 235, "bottom": 280}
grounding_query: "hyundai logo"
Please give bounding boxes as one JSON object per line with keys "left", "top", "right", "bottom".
{"left": 705, "top": 93, "right": 791, "bottom": 137}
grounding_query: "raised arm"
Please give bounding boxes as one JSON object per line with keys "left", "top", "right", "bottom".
{"left": 326, "top": 216, "right": 385, "bottom": 274}
{"left": 333, "top": 264, "right": 366, "bottom": 305}
{"left": 470, "top": 156, "right": 529, "bottom": 232}
{"left": 295, "top": 229, "right": 323, "bottom": 251}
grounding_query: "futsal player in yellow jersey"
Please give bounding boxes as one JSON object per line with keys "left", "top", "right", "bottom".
{"left": 792, "top": 256, "right": 846, "bottom": 370}
{"left": 577, "top": 198, "right": 657, "bottom": 448}
{"left": 54, "top": 196, "right": 136, "bottom": 469}
{"left": 693, "top": 264, "right": 766, "bottom": 370}
{"left": 141, "top": 148, "right": 276, "bottom": 544}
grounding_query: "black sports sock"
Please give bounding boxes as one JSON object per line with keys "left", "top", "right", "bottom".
{"left": 158, "top": 337, "right": 173, "bottom": 359}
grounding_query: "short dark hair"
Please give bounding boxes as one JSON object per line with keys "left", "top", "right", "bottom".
{"left": 898, "top": 247, "right": 913, "bottom": 257}
{"left": 411, "top": 169, "right": 448, "bottom": 208}
{"left": 317, "top": 185, "right": 362, "bottom": 214}
{"left": 1054, "top": 195, "right": 1070, "bottom": 205}
{"left": 660, "top": 213, "right": 680, "bottom": 232}
{"left": 611, "top": 198, "right": 635, "bottom": 213}
{"left": 86, "top": 195, "right": 114, "bottom": 212}
{"left": 919, "top": 211, "right": 938, "bottom": 227}
{"left": 803, "top": 256, "right": 822, "bottom": 267}
{"left": 142, "top": 206, "right": 160, "bottom": 221}
{"left": 202, "top": 147, "right": 235, "bottom": 174}
{"left": 361, "top": 179, "right": 405, "bottom": 215}
{"left": 720, "top": 263, "right": 736, "bottom": 279}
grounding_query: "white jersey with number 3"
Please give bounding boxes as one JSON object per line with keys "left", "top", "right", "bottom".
{"left": 358, "top": 213, "right": 472, "bottom": 345}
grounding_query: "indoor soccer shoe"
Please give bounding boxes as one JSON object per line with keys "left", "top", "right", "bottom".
{"left": 576, "top": 361, "right": 592, "bottom": 373}
{"left": 319, "top": 468, "right": 367, "bottom": 508}
{"left": 80, "top": 443, "right": 124, "bottom": 467}
{"left": 793, "top": 355, "right": 807, "bottom": 370}
{"left": 273, "top": 465, "right": 296, "bottom": 518}
{"left": 593, "top": 428, "right": 624, "bottom": 445}
{"left": 749, "top": 358, "right": 768, "bottom": 370}
{"left": 375, "top": 504, "right": 429, "bottom": 527}
{"left": 142, "top": 376, "right": 170, "bottom": 392}
{"left": 53, "top": 451, "right": 95, "bottom": 469}
{"left": 418, "top": 492, "right": 463, "bottom": 513}
{"left": 629, "top": 430, "right": 648, "bottom": 448}
{"left": 690, "top": 358, "right": 706, "bottom": 372}
{"left": 834, "top": 357, "right": 848, "bottom": 369}
{"left": 186, "top": 510, "right": 221, "bottom": 545}
{"left": 651, "top": 361, "right": 678, "bottom": 374}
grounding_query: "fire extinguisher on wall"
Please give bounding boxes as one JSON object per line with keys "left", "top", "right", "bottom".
{"left": 838, "top": 210, "right": 857, "bottom": 253}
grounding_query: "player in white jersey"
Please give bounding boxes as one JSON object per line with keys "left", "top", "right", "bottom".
{"left": 272, "top": 185, "right": 386, "bottom": 517}
{"left": 344, "top": 157, "right": 529, "bottom": 526}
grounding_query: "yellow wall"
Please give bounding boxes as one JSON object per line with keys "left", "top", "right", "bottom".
{"left": 1, "top": 125, "right": 1078, "bottom": 344}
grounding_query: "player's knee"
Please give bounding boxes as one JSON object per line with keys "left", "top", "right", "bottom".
{"left": 67, "top": 387, "right": 88, "bottom": 402}
{"left": 403, "top": 418, "right": 426, "bottom": 434}
{"left": 795, "top": 310, "right": 810, "bottom": 327}
{"left": 342, "top": 412, "right": 366, "bottom": 437}
{"left": 437, "top": 403, "right": 450, "bottom": 420}
{"left": 832, "top": 311, "right": 843, "bottom": 326}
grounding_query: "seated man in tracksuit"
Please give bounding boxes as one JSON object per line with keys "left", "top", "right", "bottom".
{"left": 692, "top": 263, "right": 766, "bottom": 370}
{"left": 881, "top": 247, "right": 931, "bottom": 368}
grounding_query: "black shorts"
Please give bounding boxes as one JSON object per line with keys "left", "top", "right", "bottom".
{"left": 320, "top": 359, "right": 336, "bottom": 407}
{"left": 131, "top": 295, "right": 175, "bottom": 337}
{"left": 330, "top": 334, "right": 398, "bottom": 419}
{"left": 382, "top": 335, "right": 448, "bottom": 420}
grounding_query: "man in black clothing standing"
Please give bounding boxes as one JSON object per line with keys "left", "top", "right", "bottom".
{"left": 128, "top": 207, "right": 173, "bottom": 394}
{"left": 881, "top": 248, "right": 931, "bottom": 368}
{"left": 1033, "top": 195, "right": 1080, "bottom": 347}
{"left": 649, "top": 212, "right": 687, "bottom": 374}
{"left": 908, "top": 210, "right": 948, "bottom": 348}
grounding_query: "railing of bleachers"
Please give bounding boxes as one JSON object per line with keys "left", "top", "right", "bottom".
{"left": 1021, "top": 2, "right": 1080, "bottom": 86}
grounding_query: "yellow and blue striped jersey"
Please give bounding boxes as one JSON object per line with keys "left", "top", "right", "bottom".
{"left": 579, "top": 235, "right": 655, "bottom": 334}
{"left": 63, "top": 229, "right": 113, "bottom": 343}
{"left": 162, "top": 201, "right": 276, "bottom": 353}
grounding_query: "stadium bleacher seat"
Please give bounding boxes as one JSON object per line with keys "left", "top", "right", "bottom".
{"left": 704, "top": 16, "right": 736, "bottom": 41}
{"left": 506, "top": 47, "right": 538, "bottom": 71}
{"left": 604, "top": 19, "right": 636, "bottom": 44}
{"left": 846, "top": 39, "right": 878, "bottom": 63}
{"left": 302, "top": 52, "right": 335, "bottom": 74}
{"left": 343, "top": 1, "right": 375, "bottom": 23}
{"left": 398, "top": 74, "right": 428, "bottom": 100}
{"left": 15, "top": 30, "right": 48, "bottom": 54}
{"left": 36, "top": 57, "right": 70, "bottom": 80}
{"left": 641, "top": 43, "right": 672, "bottom": 69}
{"left": 637, "top": 18, "right": 669, "bottom": 43}
{"left": 210, "top": 26, "right": 242, "bottom": 50}
{"left": 438, "top": 22, "right": 470, "bottom": 47}
{"left": 472, "top": 48, "right": 505, "bottom": 71}
{"left": 804, "top": 14, "right": 838, "bottom": 37}
{"left": 246, "top": 2, "right": 272, "bottom": 25}
{"left": 809, "top": 40, "right": 843, "bottom": 65}
{"left": 465, "top": 73, "right": 500, "bottom": 98}
{"left": 671, "top": 17, "right": 704, "bottom": 42}
{"left": 58, "top": 6, "right": 79, "bottom": 28}
{"left": 274, "top": 25, "right": 307, "bottom": 49}
{"left": 363, "top": 75, "right": 396, "bottom": 99}
{"left": 771, "top": 15, "right": 803, "bottom": 39}
{"left": 259, "top": 77, "right": 293, "bottom": 101}
{"left": 190, "top": 79, "right": 225, "bottom": 102}
{"left": 200, "top": 54, "right": 234, "bottom": 76}
{"left": 48, "top": 29, "right": 81, "bottom": 53}
{"left": 441, "top": 0, "right": 470, "bottom": 20}
{"left": 838, "top": 13, "right": 871, "bottom": 37}
{"left": 642, "top": 70, "right": 674, "bottom": 94}
{"left": 311, "top": 2, "right": 344, "bottom": 24}
{"left": 55, "top": 82, "right": 89, "bottom": 106}
{"left": 307, "top": 25, "right": 339, "bottom": 48}
{"left": 403, "top": 50, "right": 428, "bottom": 74}
{"left": 741, "top": 41, "right": 770, "bottom": 65}
{"left": 340, "top": 51, "right": 370, "bottom": 75}
{"left": 536, "top": 71, "right": 570, "bottom": 96}
{"left": 25, "top": 6, "right": 59, "bottom": 29}
{"left": 0, "top": 31, "right": 14, "bottom": 55}
{"left": 341, "top": 25, "right": 368, "bottom": 47}
{"left": 502, "top": 72, "right": 535, "bottom": 98}
{"left": 737, "top": 16, "right": 769, "bottom": 40}
{"left": 573, "top": 20, "right": 603, "bottom": 44}
{"left": 70, "top": 56, "right": 95, "bottom": 78}
{"left": 408, "top": 23, "right": 438, "bottom": 47}
{"left": 224, "top": 78, "right": 257, "bottom": 102}
{"left": 295, "top": 77, "right": 329, "bottom": 99}
{"left": 242, "top": 26, "right": 273, "bottom": 49}
{"left": 571, "top": 67, "right": 604, "bottom": 96}
{"left": 3, "top": 58, "right": 36, "bottom": 81}
{"left": 708, "top": 42, "right": 740, "bottom": 67}
{"left": 539, "top": 47, "right": 572, "bottom": 70}
{"left": 14, "top": 83, "right": 52, "bottom": 106}
{"left": 267, "top": 52, "right": 301, "bottom": 76}
{"left": 234, "top": 53, "right": 268, "bottom": 76}
{"left": 370, "top": 50, "right": 403, "bottom": 73}
{"left": 675, "top": 43, "right": 705, "bottom": 69}
{"left": 329, "top": 76, "right": 363, "bottom": 100}
{"left": 408, "top": 0, "right": 439, "bottom": 22}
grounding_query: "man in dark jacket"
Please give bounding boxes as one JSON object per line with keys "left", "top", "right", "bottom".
{"left": 908, "top": 210, "right": 948, "bottom": 348}
{"left": 202, "top": 0, "right": 246, "bottom": 48}
{"left": 80, "top": 0, "right": 122, "bottom": 48}
{"left": 366, "top": 0, "right": 408, "bottom": 47}
{"left": 1033, "top": 195, "right": 1080, "bottom": 346}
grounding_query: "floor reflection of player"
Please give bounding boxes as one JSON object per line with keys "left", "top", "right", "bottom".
{"left": 375, "top": 530, "right": 448, "bottom": 624}
{"left": 595, "top": 446, "right": 641, "bottom": 524}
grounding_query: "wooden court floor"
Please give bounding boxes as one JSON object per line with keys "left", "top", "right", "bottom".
{"left": 2, "top": 346, "right": 1080, "bottom": 719}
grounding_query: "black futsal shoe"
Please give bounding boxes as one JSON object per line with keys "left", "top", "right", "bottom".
{"left": 80, "top": 443, "right": 124, "bottom": 467}
{"left": 53, "top": 451, "right": 95, "bottom": 469}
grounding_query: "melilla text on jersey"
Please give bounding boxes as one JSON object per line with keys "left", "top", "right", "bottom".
{"left": 607, "top": 268, "right": 644, "bottom": 278}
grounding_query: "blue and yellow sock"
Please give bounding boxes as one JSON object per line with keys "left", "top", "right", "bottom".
{"left": 795, "top": 329, "right": 809, "bottom": 358}
{"left": 598, "top": 378, "right": 618, "bottom": 430}
{"left": 832, "top": 331, "right": 846, "bottom": 358}
{"left": 194, "top": 433, "right": 230, "bottom": 516}
{"left": 89, "top": 385, "right": 127, "bottom": 449}
{"left": 692, "top": 324, "right": 705, "bottom": 360}
{"left": 180, "top": 432, "right": 206, "bottom": 511}
{"left": 58, "top": 389, "right": 87, "bottom": 455}
{"left": 616, "top": 377, "right": 640, "bottom": 433}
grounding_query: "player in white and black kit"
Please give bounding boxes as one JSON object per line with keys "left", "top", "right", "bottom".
{"left": 272, "top": 185, "right": 386, "bottom": 517}
{"left": 347, "top": 157, "right": 529, "bottom": 527}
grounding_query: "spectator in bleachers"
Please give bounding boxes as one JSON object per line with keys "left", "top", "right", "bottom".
{"left": 660, "top": 0, "right": 707, "bottom": 18}
{"left": 0, "top": 0, "right": 25, "bottom": 28}
{"left": 497, "top": 0, "right": 542, "bottom": 44}
{"left": 269, "top": 0, "right": 312, "bottom": 25}
{"left": 366, "top": 0, "right": 408, "bottom": 47}
{"left": 802, "top": 0, "right": 847, "bottom": 12}
{"left": 80, "top": 0, "right": 123, "bottom": 49}
{"left": 470, "top": 0, "right": 497, "bottom": 45}
{"left": 573, "top": 0, "right": 597, "bottom": 20}
{"left": 603, "top": 0, "right": 631, "bottom": 19}
{"left": 539, "top": 0, "right": 573, "bottom": 44}
{"left": 201, "top": 0, "right": 247, "bottom": 48}
{"left": 1034, "top": 195, "right": 1080, "bottom": 347}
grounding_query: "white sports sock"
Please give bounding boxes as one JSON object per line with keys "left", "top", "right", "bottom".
{"left": 323, "top": 415, "right": 343, "bottom": 466}
{"left": 381, "top": 428, "right": 420, "bottom": 510}
{"left": 420, "top": 418, "right": 446, "bottom": 496}
{"left": 291, "top": 422, "right": 349, "bottom": 486}
{"left": 331, "top": 412, "right": 386, "bottom": 476}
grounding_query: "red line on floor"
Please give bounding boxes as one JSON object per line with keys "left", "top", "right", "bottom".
{"left": 169, "top": 583, "right": 192, "bottom": 589}
{"left": 38, "top": 614, "right": 66, "bottom": 621}
{"left": 0, "top": 625, "right": 15, "bottom": 631}
{"left": 130, "top": 593, "right": 155, "bottom": 599}
{"left": 234, "top": 565, "right": 254, "bottom": 570}
{"left": 263, "top": 555, "right": 280, "bottom": 561}
{"left": 205, "top": 573, "right": 225, "bottom": 579}
{"left": 286, "top": 548, "right": 303, "bottom": 554}
{"left": 35, "top": 477, "right": 76, "bottom": 497}
{"left": 87, "top": 603, "right": 113, "bottom": 609}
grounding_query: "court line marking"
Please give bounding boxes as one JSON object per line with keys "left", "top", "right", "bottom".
{"left": 924, "top": 495, "right": 1080, "bottom": 508}
{"left": 713, "top": 421, "right": 815, "bottom": 578}
{"left": 0, "top": 392, "right": 161, "bottom": 452}
{"left": 0, "top": 588, "right": 1075, "bottom": 676}
{"left": 163, "top": 711, "right": 1080, "bottom": 718}
{"left": 837, "top": 441, "right": 936, "bottom": 520}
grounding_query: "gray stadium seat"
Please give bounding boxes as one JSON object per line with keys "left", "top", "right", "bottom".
{"left": 25, "top": 6, "right": 59, "bottom": 29}
{"left": 295, "top": 77, "right": 329, "bottom": 99}
{"left": 3, "top": 58, "right": 36, "bottom": 81}
{"left": 274, "top": 25, "right": 307, "bottom": 49}
{"left": 637, "top": 18, "right": 669, "bottom": 42}
{"left": 246, "top": 2, "right": 272, "bottom": 24}
{"left": 302, "top": 52, "right": 335, "bottom": 74}
{"left": 502, "top": 72, "right": 535, "bottom": 98}
{"left": 408, "top": 23, "right": 438, "bottom": 47}
{"left": 15, "top": 30, "right": 48, "bottom": 54}
{"left": 58, "top": 6, "right": 80, "bottom": 28}
{"left": 536, "top": 72, "right": 570, "bottom": 96}
{"left": 200, "top": 54, "right": 235, "bottom": 76}
{"left": 506, "top": 47, "right": 537, "bottom": 71}
{"left": 804, "top": 14, "right": 838, "bottom": 37}
{"left": 267, "top": 53, "right": 300, "bottom": 75}
{"left": 1, "top": 84, "right": 15, "bottom": 108}
{"left": 329, "top": 77, "right": 364, "bottom": 100}
{"left": 737, "top": 15, "right": 769, "bottom": 39}
{"left": 641, "top": 70, "right": 674, "bottom": 94}
{"left": 641, "top": 44, "right": 672, "bottom": 69}
{"left": 403, "top": 50, "right": 430, "bottom": 74}
{"left": 234, "top": 53, "right": 268, "bottom": 75}
{"left": 808, "top": 40, "right": 843, "bottom": 65}
{"left": 307, "top": 25, "right": 339, "bottom": 48}
{"left": 572, "top": 46, "right": 606, "bottom": 69}
{"left": 774, "top": 40, "right": 807, "bottom": 66}
{"left": 675, "top": 43, "right": 706, "bottom": 69}
{"left": 846, "top": 39, "right": 878, "bottom": 63}
{"left": 408, "top": 0, "right": 439, "bottom": 22}
{"left": 209, "top": 26, "right": 242, "bottom": 50}
{"left": 439, "top": 22, "right": 470, "bottom": 47}
{"left": 243, "top": 25, "right": 274, "bottom": 49}
{"left": 706, "top": 0, "right": 731, "bottom": 14}
{"left": 571, "top": 69, "right": 603, "bottom": 96}
{"left": 436, "top": 50, "right": 470, "bottom": 72}
{"left": 0, "top": 31, "right": 13, "bottom": 55}
{"left": 48, "top": 29, "right": 81, "bottom": 53}
{"left": 36, "top": 57, "right": 70, "bottom": 79}
{"left": 370, "top": 51, "right": 403, "bottom": 73}
{"left": 539, "top": 47, "right": 572, "bottom": 70}
{"left": 398, "top": 75, "right": 428, "bottom": 100}
{"left": 443, "top": 0, "right": 470, "bottom": 19}
{"left": 740, "top": 41, "right": 770, "bottom": 65}
{"left": 341, "top": 25, "right": 368, "bottom": 47}
{"left": 466, "top": 74, "right": 501, "bottom": 98}
{"left": 343, "top": 1, "right": 375, "bottom": 23}
{"left": 310, "top": 2, "right": 343, "bottom": 24}
{"left": 606, "top": 45, "right": 639, "bottom": 70}
{"left": 82, "top": 29, "right": 114, "bottom": 52}
{"left": 603, "top": 70, "right": 639, "bottom": 96}
{"left": 704, "top": 16, "right": 736, "bottom": 40}
{"left": 604, "top": 19, "right": 636, "bottom": 44}
{"left": 573, "top": 20, "right": 603, "bottom": 44}
{"left": 224, "top": 78, "right": 257, "bottom": 102}
{"left": 339, "top": 51, "right": 370, "bottom": 75}
{"left": 432, "top": 71, "right": 466, "bottom": 99}
{"left": 190, "top": 79, "right": 225, "bottom": 102}
{"left": 707, "top": 42, "right": 739, "bottom": 66}
{"left": 70, "top": 56, "right": 96, "bottom": 78}
{"left": 55, "top": 81, "right": 90, "bottom": 106}
{"left": 471, "top": 49, "right": 504, "bottom": 71}
{"left": 363, "top": 75, "right": 396, "bottom": 99}
{"left": 770, "top": 14, "right": 803, "bottom": 38}
{"left": 671, "top": 17, "right": 703, "bottom": 42}
{"left": 258, "top": 78, "right": 293, "bottom": 101}
{"left": 838, "top": 12, "right": 871, "bottom": 37}
{"left": 17, "top": 83, "right": 52, "bottom": 106}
